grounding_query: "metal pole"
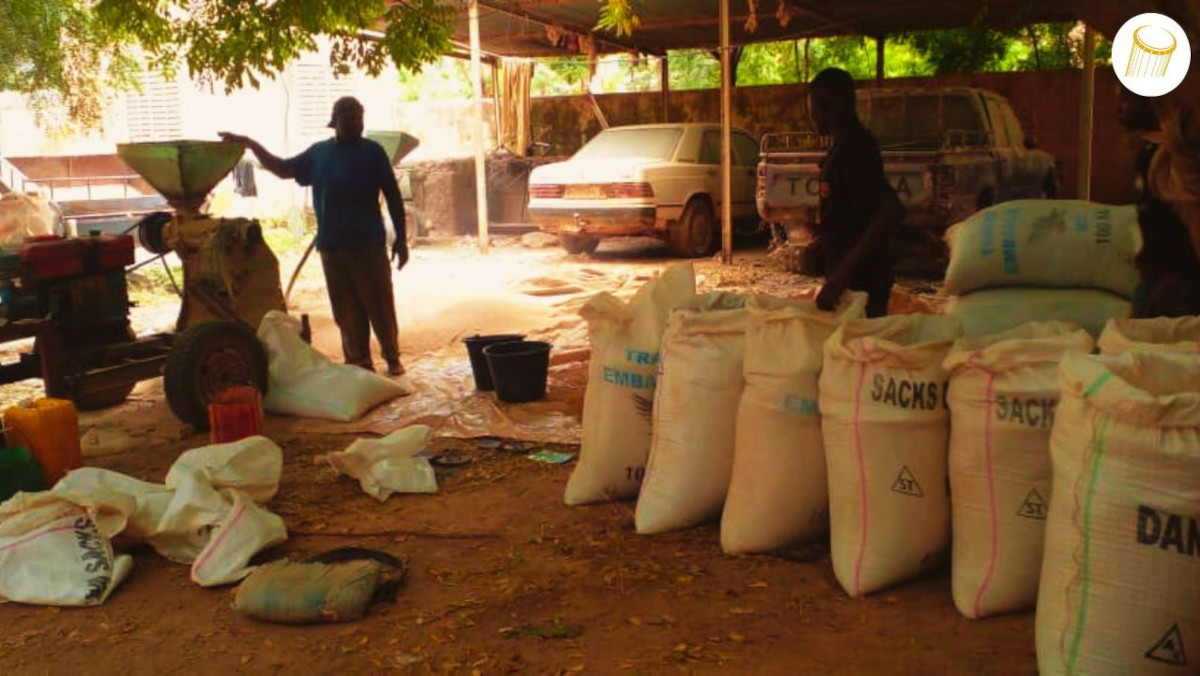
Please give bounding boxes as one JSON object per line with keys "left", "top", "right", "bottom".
{"left": 719, "top": 0, "right": 733, "bottom": 264}
{"left": 1077, "top": 24, "right": 1095, "bottom": 201}
{"left": 469, "top": 0, "right": 490, "bottom": 252}
{"left": 660, "top": 56, "right": 670, "bottom": 123}
{"left": 876, "top": 36, "right": 885, "bottom": 83}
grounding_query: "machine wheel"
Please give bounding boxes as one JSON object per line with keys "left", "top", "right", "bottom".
{"left": 559, "top": 234, "right": 600, "bottom": 255}
{"left": 136, "top": 211, "right": 173, "bottom": 255}
{"left": 669, "top": 198, "right": 719, "bottom": 258}
{"left": 57, "top": 325, "right": 140, "bottom": 411}
{"left": 164, "top": 320, "right": 267, "bottom": 429}
{"left": 74, "top": 381, "right": 138, "bottom": 411}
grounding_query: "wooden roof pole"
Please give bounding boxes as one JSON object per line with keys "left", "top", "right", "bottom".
{"left": 470, "top": 0, "right": 490, "bottom": 252}
{"left": 720, "top": 0, "right": 733, "bottom": 264}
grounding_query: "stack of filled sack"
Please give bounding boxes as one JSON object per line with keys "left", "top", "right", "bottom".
{"left": 561, "top": 258, "right": 1200, "bottom": 675}
{"left": 943, "top": 200, "right": 1141, "bottom": 338}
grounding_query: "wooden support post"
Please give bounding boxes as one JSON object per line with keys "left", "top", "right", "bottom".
{"left": 469, "top": 0, "right": 489, "bottom": 252}
{"left": 1077, "top": 24, "right": 1095, "bottom": 201}
{"left": 719, "top": 0, "right": 733, "bottom": 264}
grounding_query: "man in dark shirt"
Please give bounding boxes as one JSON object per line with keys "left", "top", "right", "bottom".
{"left": 808, "top": 68, "right": 905, "bottom": 318}
{"left": 221, "top": 97, "right": 410, "bottom": 375}
{"left": 1117, "top": 87, "right": 1200, "bottom": 318}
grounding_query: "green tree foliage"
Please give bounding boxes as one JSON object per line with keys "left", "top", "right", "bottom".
{"left": 92, "top": 0, "right": 455, "bottom": 90}
{"left": 0, "top": 0, "right": 139, "bottom": 131}
{"left": 1, "top": 0, "right": 456, "bottom": 129}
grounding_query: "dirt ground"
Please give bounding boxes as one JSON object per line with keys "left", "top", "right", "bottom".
{"left": 0, "top": 238, "right": 1030, "bottom": 675}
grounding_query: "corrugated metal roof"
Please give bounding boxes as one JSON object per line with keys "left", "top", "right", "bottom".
{"left": 448, "top": 1, "right": 1081, "bottom": 57}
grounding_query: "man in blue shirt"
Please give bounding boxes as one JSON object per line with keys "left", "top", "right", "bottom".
{"left": 221, "top": 97, "right": 409, "bottom": 375}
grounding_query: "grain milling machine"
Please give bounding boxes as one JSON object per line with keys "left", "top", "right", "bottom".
{"left": 0, "top": 140, "right": 286, "bottom": 428}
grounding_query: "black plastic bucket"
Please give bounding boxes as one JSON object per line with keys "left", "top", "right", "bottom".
{"left": 483, "top": 341, "right": 552, "bottom": 404}
{"left": 464, "top": 334, "right": 525, "bottom": 390}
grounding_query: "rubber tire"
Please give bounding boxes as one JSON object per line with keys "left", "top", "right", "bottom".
{"left": 164, "top": 320, "right": 268, "bottom": 429}
{"left": 669, "top": 199, "right": 719, "bottom": 258}
{"left": 559, "top": 234, "right": 600, "bottom": 255}
{"left": 62, "top": 324, "right": 139, "bottom": 411}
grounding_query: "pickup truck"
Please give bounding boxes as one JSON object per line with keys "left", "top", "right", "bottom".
{"left": 757, "top": 87, "right": 1057, "bottom": 273}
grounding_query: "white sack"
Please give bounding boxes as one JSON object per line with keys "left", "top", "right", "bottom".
{"left": 0, "top": 436, "right": 287, "bottom": 604}
{"left": 944, "top": 322, "right": 1094, "bottom": 619}
{"left": 1098, "top": 316, "right": 1200, "bottom": 355}
{"left": 635, "top": 293, "right": 748, "bottom": 535}
{"left": 0, "top": 493, "right": 133, "bottom": 606}
{"left": 565, "top": 263, "right": 695, "bottom": 505}
{"left": 1037, "top": 352, "right": 1200, "bottom": 676}
{"left": 947, "top": 288, "right": 1131, "bottom": 338}
{"left": 821, "top": 314, "right": 962, "bottom": 597}
{"left": 720, "top": 292, "right": 867, "bottom": 555}
{"left": 258, "top": 311, "right": 409, "bottom": 421}
{"left": 324, "top": 425, "right": 437, "bottom": 500}
{"left": 944, "top": 200, "right": 1141, "bottom": 298}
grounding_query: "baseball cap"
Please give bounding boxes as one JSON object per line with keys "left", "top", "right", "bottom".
{"left": 327, "top": 96, "right": 364, "bottom": 128}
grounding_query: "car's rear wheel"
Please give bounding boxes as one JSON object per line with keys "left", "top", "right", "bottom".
{"left": 560, "top": 234, "right": 600, "bottom": 255}
{"left": 669, "top": 198, "right": 719, "bottom": 258}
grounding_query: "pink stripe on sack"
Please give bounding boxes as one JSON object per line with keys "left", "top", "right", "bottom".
{"left": 852, "top": 361, "right": 870, "bottom": 597}
{"left": 973, "top": 372, "right": 999, "bottom": 618}
{"left": 0, "top": 523, "right": 77, "bottom": 554}
{"left": 191, "top": 501, "right": 247, "bottom": 575}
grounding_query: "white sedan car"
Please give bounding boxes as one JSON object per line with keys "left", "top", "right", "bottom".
{"left": 527, "top": 123, "right": 761, "bottom": 257}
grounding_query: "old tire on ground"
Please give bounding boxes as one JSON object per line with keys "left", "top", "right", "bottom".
{"left": 164, "top": 320, "right": 267, "bottom": 429}
{"left": 559, "top": 234, "right": 600, "bottom": 255}
{"left": 669, "top": 198, "right": 719, "bottom": 258}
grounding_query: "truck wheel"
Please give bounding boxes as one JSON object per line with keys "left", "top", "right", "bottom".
{"left": 164, "top": 320, "right": 267, "bottom": 429}
{"left": 669, "top": 199, "right": 718, "bottom": 258}
{"left": 1040, "top": 173, "right": 1058, "bottom": 199}
{"left": 559, "top": 234, "right": 600, "bottom": 255}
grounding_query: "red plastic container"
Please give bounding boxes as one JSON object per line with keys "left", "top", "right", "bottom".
{"left": 207, "top": 386, "right": 264, "bottom": 444}
{"left": 20, "top": 236, "right": 85, "bottom": 281}
{"left": 84, "top": 234, "right": 135, "bottom": 272}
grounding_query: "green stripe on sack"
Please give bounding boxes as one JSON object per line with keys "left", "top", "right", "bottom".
{"left": 1066, "top": 416, "right": 1111, "bottom": 674}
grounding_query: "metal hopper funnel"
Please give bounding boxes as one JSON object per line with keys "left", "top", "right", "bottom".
{"left": 117, "top": 140, "right": 244, "bottom": 214}
{"left": 365, "top": 131, "right": 420, "bottom": 166}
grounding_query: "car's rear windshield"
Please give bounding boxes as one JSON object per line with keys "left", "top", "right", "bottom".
{"left": 573, "top": 127, "right": 684, "bottom": 161}
{"left": 858, "top": 93, "right": 983, "bottom": 150}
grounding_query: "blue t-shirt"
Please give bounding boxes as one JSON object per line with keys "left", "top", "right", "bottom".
{"left": 287, "top": 138, "right": 405, "bottom": 251}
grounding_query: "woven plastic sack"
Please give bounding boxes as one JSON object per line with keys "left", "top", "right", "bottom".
{"left": 944, "top": 200, "right": 1141, "bottom": 298}
{"left": 258, "top": 311, "right": 409, "bottom": 422}
{"left": 947, "top": 288, "right": 1131, "bottom": 338}
{"left": 635, "top": 293, "right": 748, "bottom": 535}
{"left": 720, "top": 292, "right": 866, "bottom": 554}
{"left": 943, "top": 322, "right": 1094, "bottom": 619}
{"left": 1098, "top": 316, "right": 1200, "bottom": 355}
{"left": 565, "top": 263, "right": 695, "bottom": 505}
{"left": 820, "top": 314, "right": 962, "bottom": 597}
{"left": 1037, "top": 352, "right": 1200, "bottom": 675}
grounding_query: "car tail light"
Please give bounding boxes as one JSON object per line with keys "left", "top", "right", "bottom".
{"left": 602, "top": 182, "right": 654, "bottom": 199}
{"left": 530, "top": 184, "right": 565, "bottom": 198}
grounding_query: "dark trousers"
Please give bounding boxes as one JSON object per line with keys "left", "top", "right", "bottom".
{"left": 319, "top": 246, "right": 400, "bottom": 369}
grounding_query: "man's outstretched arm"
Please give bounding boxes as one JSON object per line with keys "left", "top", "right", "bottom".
{"left": 219, "top": 132, "right": 295, "bottom": 180}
